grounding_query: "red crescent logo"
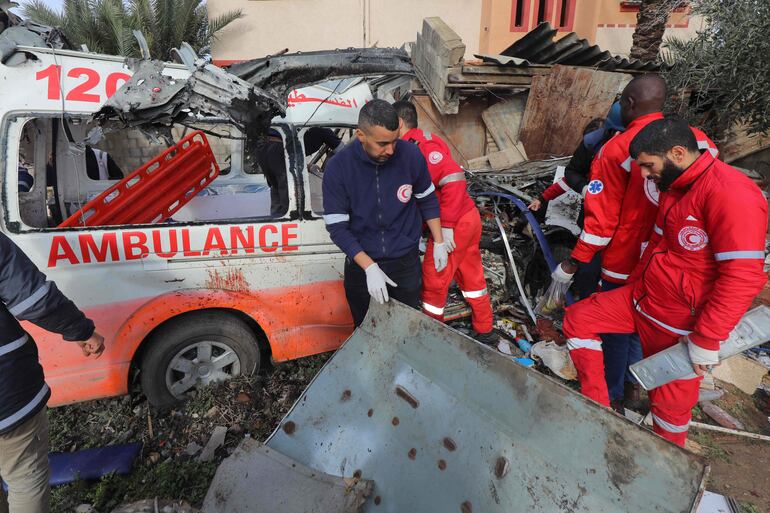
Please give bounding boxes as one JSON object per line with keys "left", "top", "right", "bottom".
{"left": 397, "top": 184, "right": 412, "bottom": 203}
{"left": 678, "top": 226, "right": 708, "bottom": 251}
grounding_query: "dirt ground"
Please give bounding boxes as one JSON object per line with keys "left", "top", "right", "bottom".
{"left": 49, "top": 354, "right": 331, "bottom": 512}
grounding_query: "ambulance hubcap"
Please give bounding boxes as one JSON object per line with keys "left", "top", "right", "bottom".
{"left": 165, "top": 340, "right": 242, "bottom": 399}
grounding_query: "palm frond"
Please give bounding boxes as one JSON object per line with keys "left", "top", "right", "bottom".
{"left": 21, "top": 0, "right": 65, "bottom": 26}
{"left": 207, "top": 9, "right": 243, "bottom": 39}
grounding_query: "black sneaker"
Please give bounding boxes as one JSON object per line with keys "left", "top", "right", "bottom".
{"left": 473, "top": 330, "right": 498, "bottom": 346}
{"left": 610, "top": 398, "right": 625, "bottom": 415}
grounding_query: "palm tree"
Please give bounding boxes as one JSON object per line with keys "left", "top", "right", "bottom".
{"left": 21, "top": 0, "right": 243, "bottom": 59}
{"left": 629, "top": 0, "right": 686, "bottom": 62}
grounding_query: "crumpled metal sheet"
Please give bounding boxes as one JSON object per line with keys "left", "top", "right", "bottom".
{"left": 94, "top": 58, "right": 282, "bottom": 137}
{"left": 228, "top": 47, "right": 414, "bottom": 109}
{"left": 0, "top": 2, "right": 72, "bottom": 64}
{"left": 500, "top": 21, "right": 662, "bottom": 72}
{"left": 203, "top": 440, "right": 373, "bottom": 513}
{"left": 0, "top": 22, "right": 71, "bottom": 64}
{"left": 264, "top": 299, "right": 708, "bottom": 513}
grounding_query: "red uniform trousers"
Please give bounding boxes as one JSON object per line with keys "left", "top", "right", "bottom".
{"left": 562, "top": 285, "right": 700, "bottom": 446}
{"left": 422, "top": 208, "right": 494, "bottom": 333}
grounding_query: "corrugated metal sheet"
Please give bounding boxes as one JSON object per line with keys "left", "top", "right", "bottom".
{"left": 494, "top": 22, "right": 661, "bottom": 72}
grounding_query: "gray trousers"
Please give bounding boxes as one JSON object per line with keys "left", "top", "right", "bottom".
{"left": 0, "top": 408, "right": 50, "bottom": 513}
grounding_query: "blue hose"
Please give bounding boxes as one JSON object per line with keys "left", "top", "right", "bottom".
{"left": 476, "top": 190, "right": 574, "bottom": 306}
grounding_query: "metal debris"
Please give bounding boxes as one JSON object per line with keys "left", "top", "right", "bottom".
{"left": 203, "top": 440, "right": 373, "bottom": 513}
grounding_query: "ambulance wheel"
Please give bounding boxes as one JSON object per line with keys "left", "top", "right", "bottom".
{"left": 140, "top": 311, "right": 261, "bottom": 408}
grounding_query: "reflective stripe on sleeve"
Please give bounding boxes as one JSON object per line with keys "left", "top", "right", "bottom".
{"left": 8, "top": 282, "right": 51, "bottom": 317}
{"left": 422, "top": 302, "right": 445, "bottom": 315}
{"left": 461, "top": 288, "right": 488, "bottom": 299}
{"left": 438, "top": 172, "right": 466, "bottom": 187}
{"left": 621, "top": 156, "right": 632, "bottom": 172}
{"left": 0, "top": 384, "right": 49, "bottom": 432}
{"left": 601, "top": 268, "right": 629, "bottom": 280}
{"left": 653, "top": 224, "right": 663, "bottom": 236}
{"left": 579, "top": 231, "right": 612, "bottom": 246}
{"left": 652, "top": 414, "right": 690, "bottom": 433}
{"left": 323, "top": 213, "right": 350, "bottom": 225}
{"left": 414, "top": 183, "right": 436, "bottom": 199}
{"left": 0, "top": 335, "right": 28, "bottom": 357}
{"left": 555, "top": 179, "right": 570, "bottom": 193}
{"left": 714, "top": 251, "right": 765, "bottom": 261}
{"left": 566, "top": 338, "right": 603, "bottom": 351}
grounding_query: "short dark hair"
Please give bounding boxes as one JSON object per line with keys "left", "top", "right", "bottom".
{"left": 392, "top": 100, "right": 418, "bottom": 129}
{"left": 359, "top": 99, "right": 399, "bottom": 131}
{"left": 629, "top": 117, "right": 698, "bottom": 158}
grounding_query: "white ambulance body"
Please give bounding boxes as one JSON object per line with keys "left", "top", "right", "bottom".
{"left": 0, "top": 45, "right": 368, "bottom": 407}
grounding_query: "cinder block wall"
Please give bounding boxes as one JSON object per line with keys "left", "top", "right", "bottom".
{"left": 99, "top": 128, "right": 234, "bottom": 174}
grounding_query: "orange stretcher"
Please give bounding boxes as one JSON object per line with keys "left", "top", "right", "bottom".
{"left": 60, "top": 131, "right": 220, "bottom": 227}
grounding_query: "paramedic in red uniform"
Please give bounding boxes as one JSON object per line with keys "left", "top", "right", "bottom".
{"left": 393, "top": 101, "right": 496, "bottom": 343}
{"left": 553, "top": 75, "right": 718, "bottom": 412}
{"left": 563, "top": 117, "right": 767, "bottom": 446}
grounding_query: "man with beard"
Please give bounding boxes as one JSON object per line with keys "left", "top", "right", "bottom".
{"left": 552, "top": 75, "right": 717, "bottom": 413}
{"left": 562, "top": 118, "right": 767, "bottom": 446}
{"left": 323, "top": 100, "right": 447, "bottom": 326}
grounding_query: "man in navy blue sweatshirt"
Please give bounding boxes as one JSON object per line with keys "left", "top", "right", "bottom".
{"left": 323, "top": 100, "right": 448, "bottom": 326}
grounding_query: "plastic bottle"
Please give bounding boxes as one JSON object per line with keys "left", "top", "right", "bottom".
{"left": 516, "top": 338, "right": 532, "bottom": 353}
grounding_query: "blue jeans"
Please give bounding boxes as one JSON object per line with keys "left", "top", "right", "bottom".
{"left": 600, "top": 280, "right": 643, "bottom": 401}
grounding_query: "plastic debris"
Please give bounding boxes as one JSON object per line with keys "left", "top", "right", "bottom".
{"left": 700, "top": 402, "right": 745, "bottom": 431}
{"left": 530, "top": 340, "right": 578, "bottom": 380}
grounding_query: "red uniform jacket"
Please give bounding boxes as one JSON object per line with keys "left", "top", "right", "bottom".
{"left": 402, "top": 128, "right": 475, "bottom": 228}
{"left": 631, "top": 151, "right": 767, "bottom": 359}
{"left": 571, "top": 112, "right": 718, "bottom": 283}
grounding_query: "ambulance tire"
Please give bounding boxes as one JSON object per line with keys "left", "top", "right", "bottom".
{"left": 140, "top": 312, "right": 261, "bottom": 408}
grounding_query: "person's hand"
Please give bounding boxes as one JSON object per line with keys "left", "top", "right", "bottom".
{"left": 365, "top": 263, "right": 397, "bottom": 304}
{"left": 681, "top": 335, "right": 718, "bottom": 376}
{"left": 441, "top": 228, "right": 456, "bottom": 252}
{"left": 553, "top": 259, "right": 578, "bottom": 283}
{"left": 433, "top": 241, "right": 449, "bottom": 272}
{"left": 78, "top": 332, "right": 105, "bottom": 358}
{"left": 528, "top": 198, "right": 542, "bottom": 211}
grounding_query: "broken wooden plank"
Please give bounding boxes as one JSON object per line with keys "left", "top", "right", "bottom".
{"left": 460, "top": 64, "right": 551, "bottom": 76}
{"left": 519, "top": 65, "right": 632, "bottom": 159}
{"left": 412, "top": 94, "right": 488, "bottom": 165}
{"left": 482, "top": 96, "right": 527, "bottom": 150}
{"left": 448, "top": 73, "right": 533, "bottom": 86}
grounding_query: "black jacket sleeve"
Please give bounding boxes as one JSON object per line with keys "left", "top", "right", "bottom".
{"left": 0, "top": 233, "right": 94, "bottom": 341}
{"left": 563, "top": 141, "right": 594, "bottom": 194}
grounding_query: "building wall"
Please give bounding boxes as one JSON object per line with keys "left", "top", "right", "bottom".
{"left": 481, "top": 0, "right": 700, "bottom": 57}
{"left": 208, "top": 0, "right": 482, "bottom": 65}
{"left": 209, "top": 0, "right": 702, "bottom": 66}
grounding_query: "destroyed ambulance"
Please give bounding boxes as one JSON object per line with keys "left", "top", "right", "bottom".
{"left": 0, "top": 19, "right": 413, "bottom": 407}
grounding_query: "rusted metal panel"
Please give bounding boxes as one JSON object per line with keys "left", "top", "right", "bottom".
{"left": 413, "top": 94, "right": 489, "bottom": 166}
{"left": 519, "top": 65, "right": 632, "bottom": 159}
{"left": 265, "top": 299, "right": 709, "bottom": 513}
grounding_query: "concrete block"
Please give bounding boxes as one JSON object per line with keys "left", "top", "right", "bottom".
{"left": 713, "top": 354, "right": 767, "bottom": 395}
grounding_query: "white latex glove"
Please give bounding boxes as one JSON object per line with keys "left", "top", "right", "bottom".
{"left": 364, "top": 263, "right": 397, "bottom": 304}
{"left": 551, "top": 262, "right": 575, "bottom": 284}
{"left": 441, "top": 228, "right": 456, "bottom": 252}
{"left": 433, "top": 241, "right": 449, "bottom": 273}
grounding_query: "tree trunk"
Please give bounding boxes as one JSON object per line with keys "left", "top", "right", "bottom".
{"left": 629, "top": 0, "right": 681, "bottom": 62}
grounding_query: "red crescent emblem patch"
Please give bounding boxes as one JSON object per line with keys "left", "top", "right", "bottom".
{"left": 678, "top": 226, "right": 708, "bottom": 251}
{"left": 397, "top": 184, "right": 413, "bottom": 203}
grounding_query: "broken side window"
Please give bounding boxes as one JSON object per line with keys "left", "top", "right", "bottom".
{"left": 8, "top": 116, "right": 287, "bottom": 230}
{"left": 301, "top": 126, "right": 355, "bottom": 216}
